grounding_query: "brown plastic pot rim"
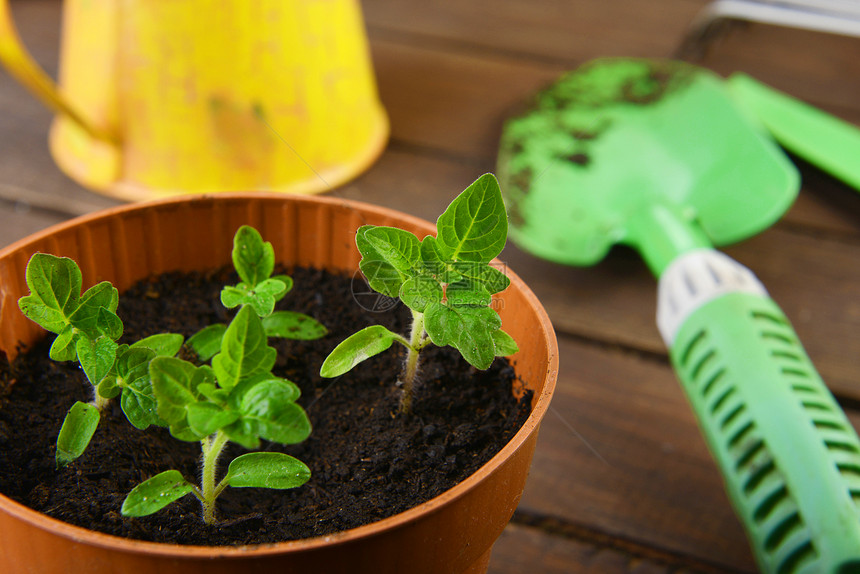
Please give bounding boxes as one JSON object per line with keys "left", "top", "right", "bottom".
{"left": 0, "top": 191, "right": 559, "bottom": 558}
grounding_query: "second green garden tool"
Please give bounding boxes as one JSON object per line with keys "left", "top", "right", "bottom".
{"left": 497, "top": 58, "right": 860, "bottom": 574}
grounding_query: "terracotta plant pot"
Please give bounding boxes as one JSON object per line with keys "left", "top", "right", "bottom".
{"left": 0, "top": 193, "right": 558, "bottom": 574}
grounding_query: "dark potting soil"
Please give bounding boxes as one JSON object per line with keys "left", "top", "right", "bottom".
{"left": 0, "top": 267, "right": 531, "bottom": 546}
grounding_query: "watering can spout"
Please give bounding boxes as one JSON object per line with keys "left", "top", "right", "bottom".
{"left": 0, "top": 0, "right": 121, "bottom": 188}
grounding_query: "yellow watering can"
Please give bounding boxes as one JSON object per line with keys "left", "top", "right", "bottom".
{"left": 0, "top": 0, "right": 388, "bottom": 201}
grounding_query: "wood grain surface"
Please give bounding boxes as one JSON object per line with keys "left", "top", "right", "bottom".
{"left": 1, "top": 1, "right": 859, "bottom": 572}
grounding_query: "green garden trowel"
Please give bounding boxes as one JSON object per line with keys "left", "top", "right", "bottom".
{"left": 497, "top": 58, "right": 860, "bottom": 574}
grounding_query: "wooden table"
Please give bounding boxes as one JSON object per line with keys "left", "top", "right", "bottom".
{"left": 2, "top": 1, "right": 859, "bottom": 572}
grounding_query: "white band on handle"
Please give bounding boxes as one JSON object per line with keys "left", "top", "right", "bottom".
{"left": 657, "top": 249, "right": 768, "bottom": 346}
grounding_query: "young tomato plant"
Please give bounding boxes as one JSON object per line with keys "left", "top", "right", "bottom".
{"left": 18, "top": 254, "right": 184, "bottom": 467}
{"left": 122, "top": 226, "right": 323, "bottom": 524}
{"left": 123, "top": 304, "right": 312, "bottom": 524}
{"left": 320, "top": 173, "right": 518, "bottom": 413}
{"left": 186, "top": 225, "right": 328, "bottom": 361}
{"left": 18, "top": 225, "right": 325, "bottom": 524}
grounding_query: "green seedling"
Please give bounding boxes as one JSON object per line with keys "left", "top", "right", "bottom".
{"left": 320, "top": 173, "right": 518, "bottom": 413}
{"left": 18, "top": 225, "right": 324, "bottom": 524}
{"left": 123, "top": 304, "right": 312, "bottom": 524}
{"left": 18, "top": 253, "right": 184, "bottom": 467}
{"left": 187, "top": 225, "right": 327, "bottom": 361}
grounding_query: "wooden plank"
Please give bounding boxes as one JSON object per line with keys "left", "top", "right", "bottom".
{"left": 363, "top": 0, "right": 708, "bottom": 63}
{"left": 785, "top": 166, "right": 860, "bottom": 237}
{"left": 363, "top": 0, "right": 860, "bottom": 119}
{"left": 0, "top": 202, "right": 69, "bottom": 247}
{"left": 487, "top": 523, "right": 721, "bottom": 574}
{"left": 688, "top": 22, "right": 860, "bottom": 115}
{"left": 371, "top": 39, "right": 563, "bottom": 162}
{"left": 336, "top": 149, "right": 484, "bottom": 220}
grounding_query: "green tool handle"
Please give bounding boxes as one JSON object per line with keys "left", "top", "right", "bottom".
{"left": 668, "top": 289, "right": 860, "bottom": 574}
{"left": 727, "top": 73, "right": 860, "bottom": 193}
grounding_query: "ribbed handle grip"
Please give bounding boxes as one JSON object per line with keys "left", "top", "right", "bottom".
{"left": 670, "top": 291, "right": 860, "bottom": 574}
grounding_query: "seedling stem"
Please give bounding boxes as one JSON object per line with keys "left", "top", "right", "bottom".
{"left": 199, "top": 431, "right": 230, "bottom": 525}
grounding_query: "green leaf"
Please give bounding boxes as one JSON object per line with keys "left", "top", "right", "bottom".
{"left": 424, "top": 302, "right": 501, "bottom": 369}
{"left": 220, "top": 285, "right": 251, "bottom": 310}
{"left": 445, "top": 281, "right": 491, "bottom": 307}
{"left": 211, "top": 306, "right": 277, "bottom": 391}
{"left": 56, "top": 401, "right": 100, "bottom": 467}
{"left": 232, "top": 225, "right": 275, "bottom": 287}
{"left": 363, "top": 227, "right": 421, "bottom": 273}
{"left": 96, "top": 343, "right": 128, "bottom": 399}
{"left": 81, "top": 280, "right": 119, "bottom": 312}
{"left": 221, "top": 281, "right": 286, "bottom": 317}
{"left": 120, "top": 381, "right": 161, "bottom": 430}
{"left": 197, "top": 381, "right": 229, "bottom": 405}
{"left": 121, "top": 470, "right": 194, "bottom": 517}
{"left": 451, "top": 261, "right": 511, "bottom": 294}
{"left": 197, "top": 383, "right": 224, "bottom": 404}
{"left": 435, "top": 173, "right": 507, "bottom": 263}
{"left": 69, "top": 282, "right": 119, "bottom": 335}
{"left": 115, "top": 347, "right": 161, "bottom": 428}
{"left": 399, "top": 276, "right": 443, "bottom": 313}
{"left": 18, "top": 254, "right": 82, "bottom": 334}
{"left": 96, "top": 307, "right": 123, "bottom": 340}
{"left": 221, "top": 279, "right": 287, "bottom": 317}
{"left": 222, "top": 420, "right": 261, "bottom": 449}
{"left": 97, "top": 376, "right": 121, "bottom": 399}
{"left": 236, "top": 379, "right": 310, "bottom": 445}
{"left": 117, "top": 346, "right": 156, "bottom": 383}
{"left": 255, "top": 278, "right": 286, "bottom": 297}
{"left": 271, "top": 274, "right": 293, "bottom": 300}
{"left": 187, "top": 324, "right": 227, "bottom": 361}
{"left": 186, "top": 402, "right": 240, "bottom": 436}
{"left": 166, "top": 417, "right": 206, "bottom": 443}
{"left": 49, "top": 325, "right": 78, "bottom": 362}
{"left": 75, "top": 335, "right": 118, "bottom": 386}
{"left": 225, "top": 452, "right": 311, "bottom": 489}
{"left": 132, "top": 333, "right": 184, "bottom": 357}
{"left": 320, "top": 325, "right": 401, "bottom": 378}
{"left": 229, "top": 375, "right": 301, "bottom": 409}
{"left": 357, "top": 260, "right": 402, "bottom": 299}
{"left": 262, "top": 311, "right": 327, "bottom": 340}
{"left": 356, "top": 226, "right": 409, "bottom": 298}
{"left": 254, "top": 402, "right": 311, "bottom": 445}
{"left": 150, "top": 356, "right": 203, "bottom": 425}
{"left": 492, "top": 329, "right": 519, "bottom": 356}
{"left": 418, "top": 236, "right": 461, "bottom": 283}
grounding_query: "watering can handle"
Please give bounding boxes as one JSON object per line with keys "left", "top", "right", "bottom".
{"left": 658, "top": 249, "right": 860, "bottom": 574}
{"left": 0, "top": 0, "right": 113, "bottom": 143}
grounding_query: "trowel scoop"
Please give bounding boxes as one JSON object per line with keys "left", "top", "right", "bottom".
{"left": 497, "top": 58, "right": 860, "bottom": 574}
